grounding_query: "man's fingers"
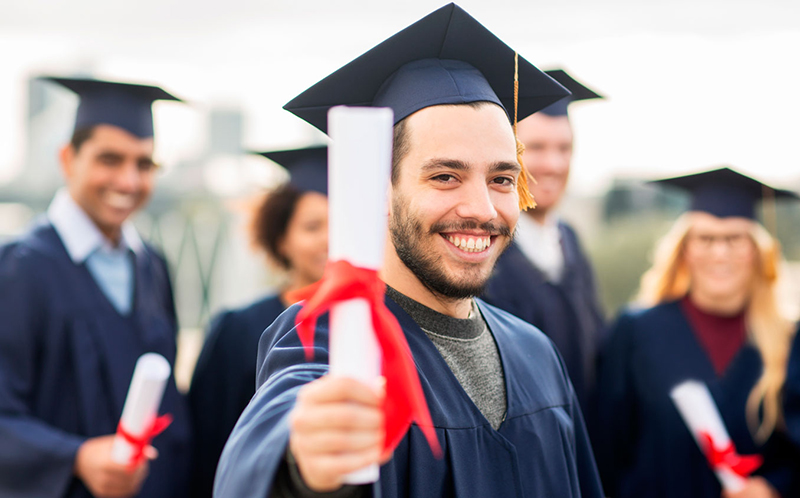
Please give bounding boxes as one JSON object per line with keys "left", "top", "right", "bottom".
{"left": 145, "top": 445, "right": 159, "bottom": 461}
{"left": 292, "top": 403, "right": 383, "bottom": 433}
{"left": 313, "top": 448, "right": 383, "bottom": 477}
{"left": 294, "top": 428, "right": 384, "bottom": 455}
{"left": 298, "top": 376, "right": 383, "bottom": 407}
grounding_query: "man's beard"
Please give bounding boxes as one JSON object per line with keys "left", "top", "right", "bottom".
{"left": 389, "top": 196, "right": 513, "bottom": 300}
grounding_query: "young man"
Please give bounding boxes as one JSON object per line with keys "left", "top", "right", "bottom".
{"left": 483, "top": 69, "right": 606, "bottom": 409}
{"left": 0, "top": 77, "right": 191, "bottom": 498}
{"left": 214, "top": 5, "right": 603, "bottom": 497}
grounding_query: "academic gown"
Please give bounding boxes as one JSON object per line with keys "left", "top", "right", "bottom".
{"left": 595, "top": 301, "right": 800, "bottom": 498}
{"left": 188, "top": 294, "right": 286, "bottom": 498}
{"left": 0, "top": 220, "right": 191, "bottom": 498}
{"left": 482, "top": 222, "right": 605, "bottom": 410}
{"left": 213, "top": 297, "right": 604, "bottom": 498}
{"left": 785, "top": 331, "right": 800, "bottom": 450}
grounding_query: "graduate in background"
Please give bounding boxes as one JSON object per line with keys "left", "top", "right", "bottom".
{"left": 0, "top": 77, "right": 191, "bottom": 497}
{"left": 213, "top": 4, "right": 603, "bottom": 498}
{"left": 187, "top": 145, "right": 328, "bottom": 498}
{"left": 595, "top": 168, "right": 800, "bottom": 498}
{"left": 784, "top": 317, "right": 800, "bottom": 453}
{"left": 482, "top": 69, "right": 605, "bottom": 409}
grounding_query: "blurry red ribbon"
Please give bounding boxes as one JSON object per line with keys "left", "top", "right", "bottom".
{"left": 699, "top": 431, "right": 763, "bottom": 477}
{"left": 290, "top": 259, "right": 441, "bottom": 458}
{"left": 116, "top": 414, "right": 173, "bottom": 471}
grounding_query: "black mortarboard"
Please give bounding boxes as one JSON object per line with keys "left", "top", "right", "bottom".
{"left": 255, "top": 145, "right": 328, "bottom": 195}
{"left": 283, "top": 3, "right": 570, "bottom": 134}
{"left": 651, "top": 167, "right": 798, "bottom": 220}
{"left": 43, "top": 77, "right": 182, "bottom": 138}
{"left": 539, "top": 69, "right": 604, "bottom": 117}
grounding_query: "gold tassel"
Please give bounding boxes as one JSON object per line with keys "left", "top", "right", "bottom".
{"left": 513, "top": 52, "right": 536, "bottom": 211}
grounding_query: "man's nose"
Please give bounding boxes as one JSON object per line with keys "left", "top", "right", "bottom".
{"left": 114, "top": 162, "right": 142, "bottom": 192}
{"left": 454, "top": 180, "right": 497, "bottom": 223}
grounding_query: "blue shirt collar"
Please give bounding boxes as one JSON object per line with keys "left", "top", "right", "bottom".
{"left": 47, "top": 188, "right": 145, "bottom": 263}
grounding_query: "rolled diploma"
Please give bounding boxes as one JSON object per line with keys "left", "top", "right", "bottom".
{"left": 111, "top": 353, "right": 172, "bottom": 465}
{"left": 327, "top": 106, "right": 394, "bottom": 484}
{"left": 670, "top": 380, "right": 746, "bottom": 492}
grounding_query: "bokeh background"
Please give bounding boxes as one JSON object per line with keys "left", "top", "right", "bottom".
{"left": 2, "top": 0, "right": 799, "bottom": 387}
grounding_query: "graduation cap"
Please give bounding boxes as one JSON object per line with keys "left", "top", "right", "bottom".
{"left": 651, "top": 167, "right": 798, "bottom": 220}
{"left": 43, "top": 77, "right": 182, "bottom": 138}
{"left": 539, "top": 69, "right": 604, "bottom": 117}
{"left": 254, "top": 145, "right": 328, "bottom": 195}
{"left": 283, "top": 3, "right": 569, "bottom": 134}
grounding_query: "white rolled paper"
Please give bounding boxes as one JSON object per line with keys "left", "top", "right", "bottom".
{"left": 111, "top": 353, "right": 172, "bottom": 465}
{"left": 327, "top": 105, "right": 394, "bottom": 484}
{"left": 669, "top": 380, "right": 746, "bottom": 492}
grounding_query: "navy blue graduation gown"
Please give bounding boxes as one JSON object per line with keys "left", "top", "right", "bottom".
{"left": 785, "top": 331, "right": 800, "bottom": 450}
{"left": 188, "top": 294, "right": 286, "bottom": 498}
{"left": 0, "top": 220, "right": 191, "bottom": 498}
{"left": 595, "top": 301, "right": 800, "bottom": 498}
{"left": 482, "top": 222, "right": 606, "bottom": 410}
{"left": 213, "top": 297, "right": 604, "bottom": 498}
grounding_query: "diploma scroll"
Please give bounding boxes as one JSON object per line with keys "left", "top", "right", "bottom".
{"left": 111, "top": 353, "right": 172, "bottom": 466}
{"left": 327, "top": 106, "right": 394, "bottom": 484}
{"left": 670, "top": 380, "right": 755, "bottom": 492}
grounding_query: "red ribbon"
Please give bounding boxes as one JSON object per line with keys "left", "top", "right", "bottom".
{"left": 290, "top": 260, "right": 441, "bottom": 459}
{"left": 698, "top": 431, "right": 763, "bottom": 478}
{"left": 116, "top": 414, "right": 173, "bottom": 471}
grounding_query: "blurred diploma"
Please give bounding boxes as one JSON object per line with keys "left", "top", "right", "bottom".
{"left": 111, "top": 353, "right": 172, "bottom": 466}
{"left": 327, "top": 106, "right": 394, "bottom": 484}
{"left": 670, "top": 380, "right": 749, "bottom": 492}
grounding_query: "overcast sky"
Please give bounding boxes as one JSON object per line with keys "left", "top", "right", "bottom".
{"left": 1, "top": 0, "right": 798, "bottom": 194}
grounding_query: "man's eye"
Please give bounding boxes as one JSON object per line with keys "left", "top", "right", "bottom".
{"left": 432, "top": 174, "right": 456, "bottom": 183}
{"left": 98, "top": 155, "right": 122, "bottom": 166}
{"left": 138, "top": 160, "right": 156, "bottom": 172}
{"left": 493, "top": 176, "right": 514, "bottom": 186}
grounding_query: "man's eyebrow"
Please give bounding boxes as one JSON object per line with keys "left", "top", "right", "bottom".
{"left": 420, "top": 159, "right": 520, "bottom": 175}
{"left": 490, "top": 161, "right": 521, "bottom": 174}
{"left": 420, "top": 159, "right": 470, "bottom": 173}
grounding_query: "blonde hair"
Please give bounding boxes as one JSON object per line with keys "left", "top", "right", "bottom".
{"left": 636, "top": 213, "right": 796, "bottom": 442}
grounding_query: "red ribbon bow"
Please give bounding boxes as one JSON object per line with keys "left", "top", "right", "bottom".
{"left": 116, "top": 414, "right": 173, "bottom": 471}
{"left": 698, "top": 431, "right": 763, "bottom": 478}
{"left": 290, "top": 259, "right": 441, "bottom": 458}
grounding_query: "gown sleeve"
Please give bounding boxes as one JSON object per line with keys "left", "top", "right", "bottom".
{"left": 212, "top": 307, "right": 374, "bottom": 498}
{"left": 593, "top": 311, "right": 639, "bottom": 497}
{"left": 0, "top": 246, "right": 86, "bottom": 497}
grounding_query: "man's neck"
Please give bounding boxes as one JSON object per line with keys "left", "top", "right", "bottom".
{"left": 380, "top": 252, "right": 473, "bottom": 319}
{"left": 525, "top": 207, "right": 551, "bottom": 226}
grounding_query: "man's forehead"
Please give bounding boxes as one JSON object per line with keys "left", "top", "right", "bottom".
{"left": 404, "top": 103, "right": 515, "bottom": 143}
{"left": 86, "top": 125, "right": 155, "bottom": 151}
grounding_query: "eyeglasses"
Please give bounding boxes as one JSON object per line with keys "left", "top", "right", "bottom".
{"left": 686, "top": 232, "right": 752, "bottom": 253}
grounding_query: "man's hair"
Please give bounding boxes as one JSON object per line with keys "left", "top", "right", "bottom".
{"left": 69, "top": 126, "right": 96, "bottom": 152}
{"left": 251, "top": 184, "right": 304, "bottom": 270}
{"left": 391, "top": 101, "right": 501, "bottom": 185}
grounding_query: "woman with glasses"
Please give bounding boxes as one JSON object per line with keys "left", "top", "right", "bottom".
{"left": 594, "top": 168, "right": 799, "bottom": 498}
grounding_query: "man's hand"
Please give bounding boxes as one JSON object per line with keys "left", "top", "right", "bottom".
{"left": 722, "top": 477, "right": 780, "bottom": 498}
{"left": 73, "top": 434, "right": 156, "bottom": 498}
{"left": 289, "top": 376, "right": 386, "bottom": 492}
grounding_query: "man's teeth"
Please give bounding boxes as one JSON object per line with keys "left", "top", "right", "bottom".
{"left": 446, "top": 235, "right": 492, "bottom": 253}
{"left": 105, "top": 192, "right": 136, "bottom": 209}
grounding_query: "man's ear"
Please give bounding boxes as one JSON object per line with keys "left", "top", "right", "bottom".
{"left": 58, "top": 144, "right": 75, "bottom": 180}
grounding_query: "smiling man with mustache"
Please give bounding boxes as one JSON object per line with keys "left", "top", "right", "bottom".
{"left": 0, "top": 78, "right": 191, "bottom": 498}
{"left": 213, "top": 5, "right": 603, "bottom": 498}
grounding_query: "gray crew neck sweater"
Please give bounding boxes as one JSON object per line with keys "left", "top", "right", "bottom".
{"left": 386, "top": 287, "right": 507, "bottom": 430}
{"left": 275, "top": 288, "right": 508, "bottom": 498}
